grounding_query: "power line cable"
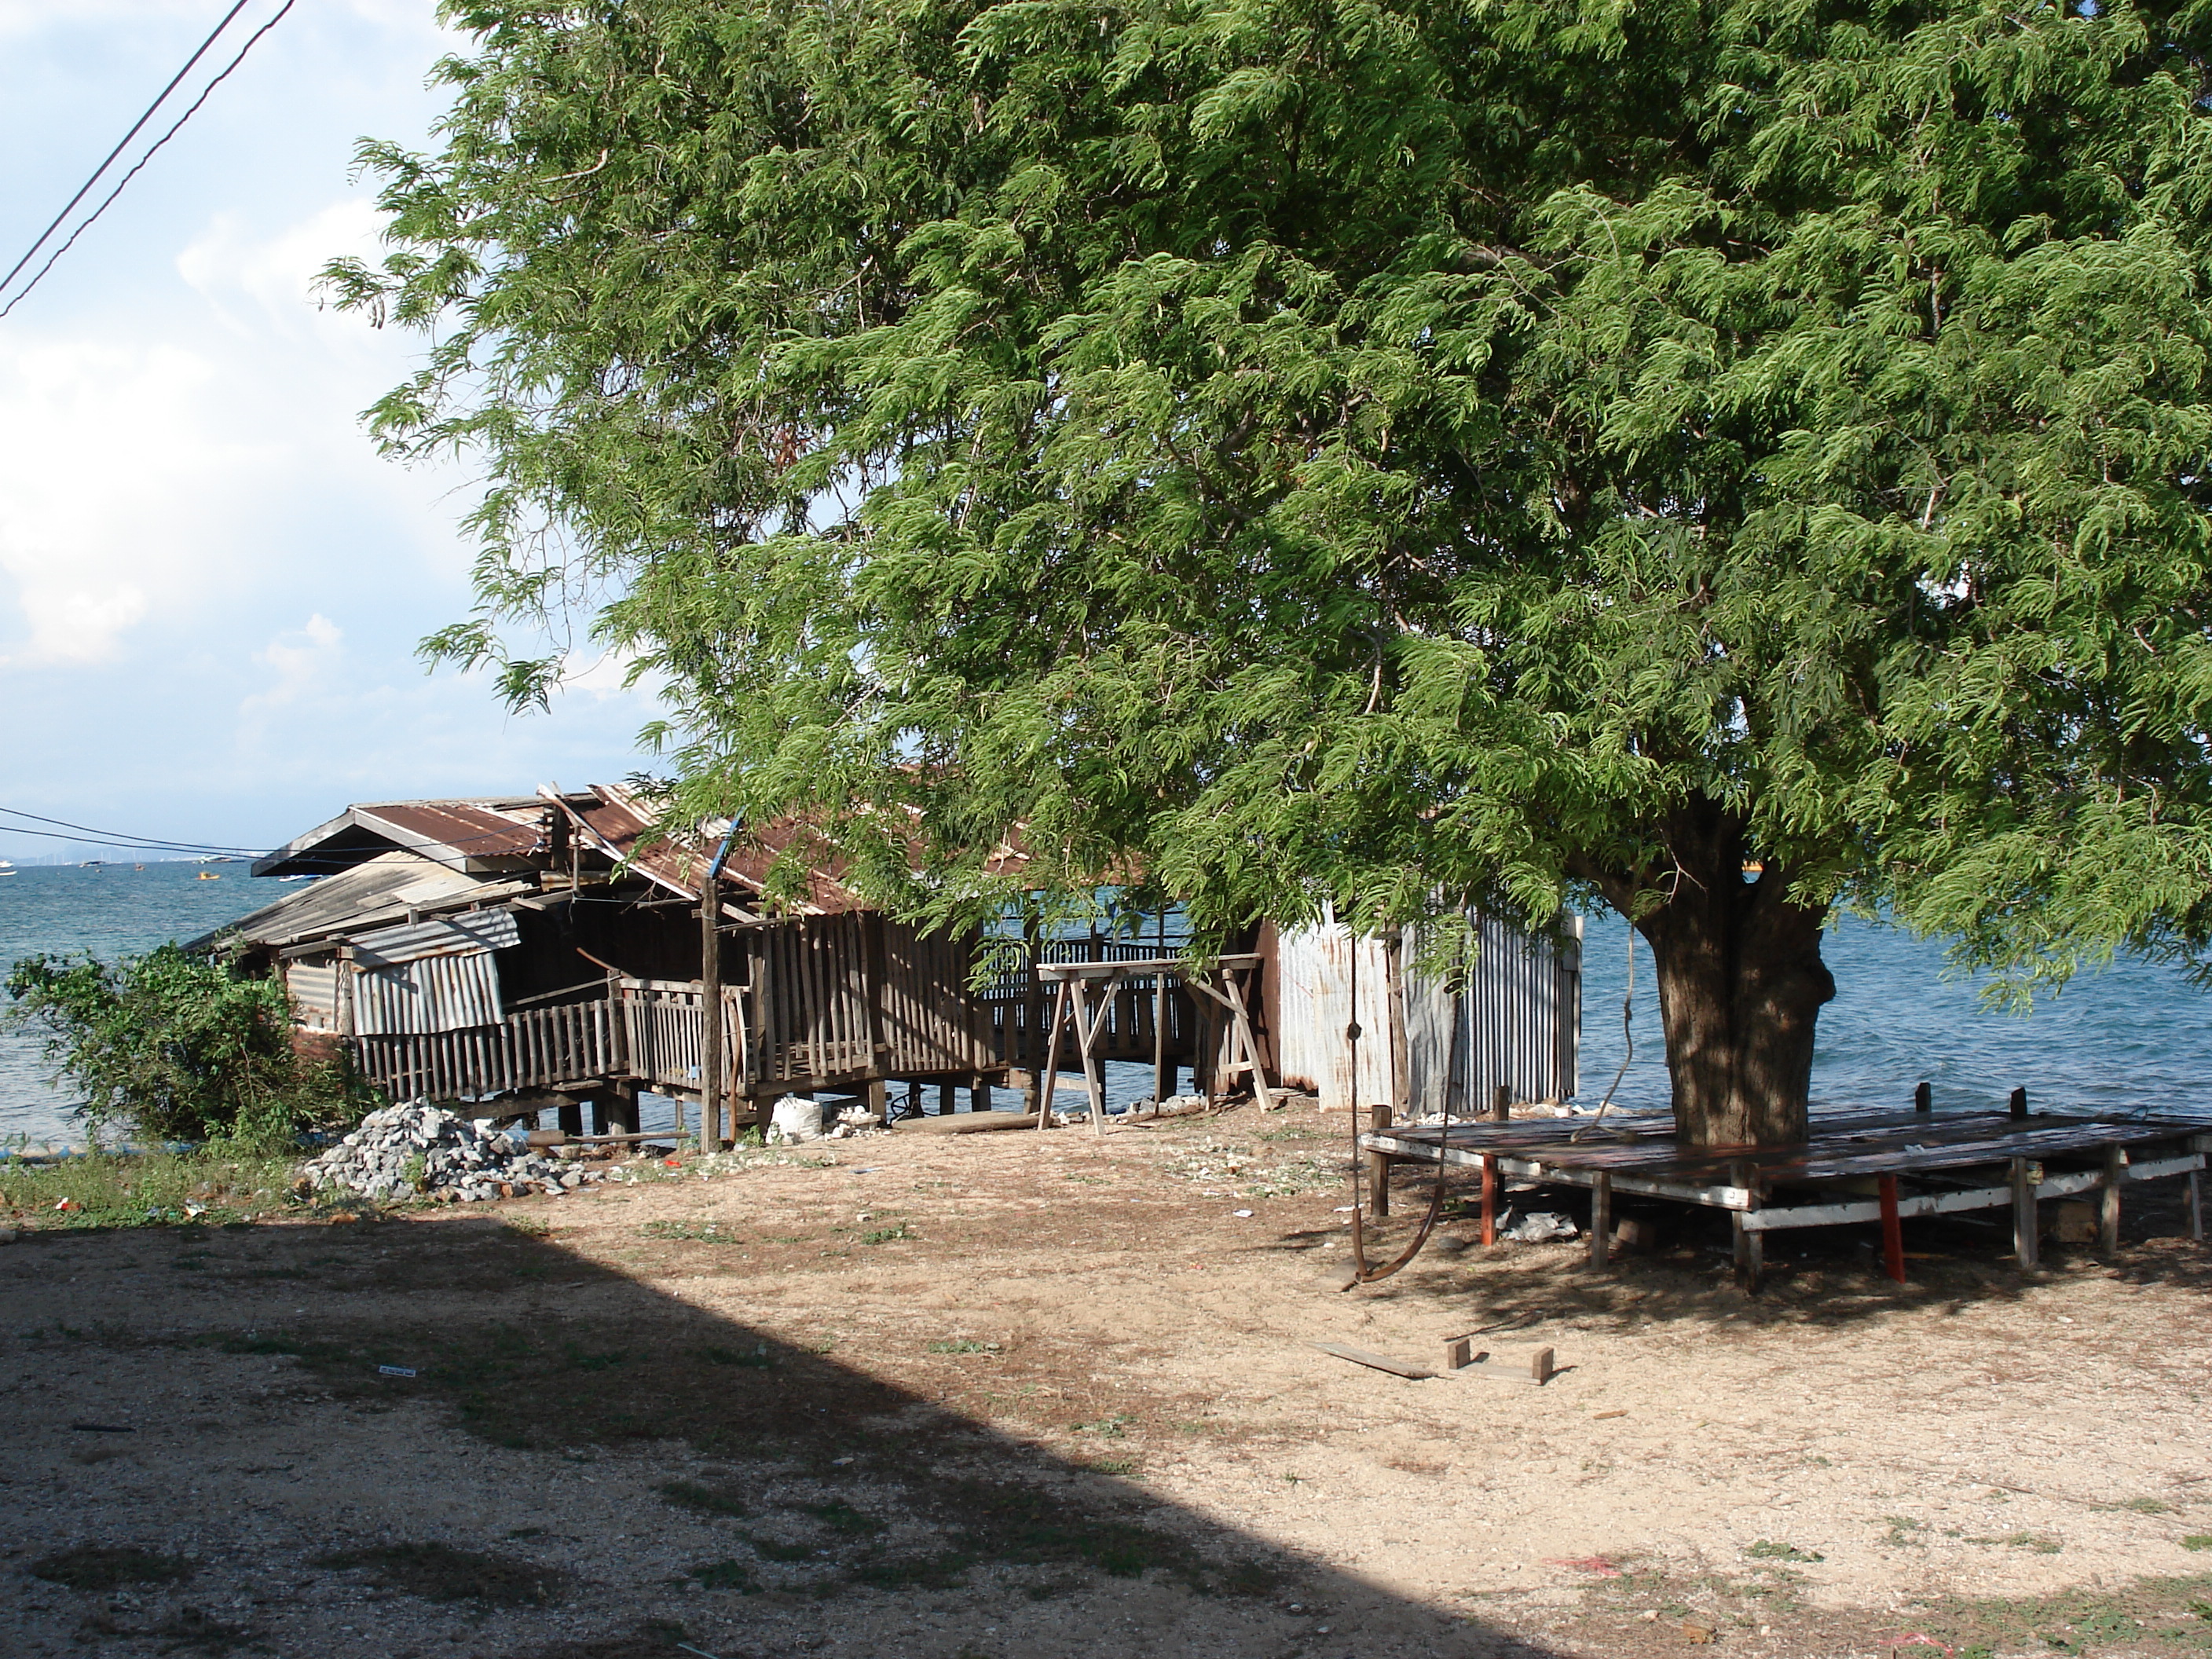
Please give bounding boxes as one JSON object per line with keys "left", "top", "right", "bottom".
{"left": 0, "top": 0, "right": 296, "bottom": 321}
{"left": 0, "top": 804, "right": 270, "bottom": 855}
{"left": 0, "top": 0, "right": 254, "bottom": 301}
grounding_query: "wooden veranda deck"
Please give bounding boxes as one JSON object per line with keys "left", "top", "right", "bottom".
{"left": 1361, "top": 1107, "right": 2212, "bottom": 1289}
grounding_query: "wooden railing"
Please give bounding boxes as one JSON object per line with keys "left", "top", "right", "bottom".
{"left": 352, "top": 994, "right": 620, "bottom": 1103}
{"left": 616, "top": 978, "right": 745, "bottom": 1095}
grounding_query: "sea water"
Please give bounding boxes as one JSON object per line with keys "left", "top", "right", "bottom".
{"left": 1577, "top": 908, "right": 2212, "bottom": 1120}
{"left": 0, "top": 862, "right": 268, "bottom": 1144}
{"left": 8, "top": 863, "right": 2210, "bottom": 1142}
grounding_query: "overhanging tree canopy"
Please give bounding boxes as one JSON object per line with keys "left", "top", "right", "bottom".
{"left": 335, "top": 0, "right": 2212, "bottom": 1144}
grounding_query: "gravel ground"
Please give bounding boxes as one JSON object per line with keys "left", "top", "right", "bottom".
{"left": 0, "top": 1097, "right": 2206, "bottom": 1658}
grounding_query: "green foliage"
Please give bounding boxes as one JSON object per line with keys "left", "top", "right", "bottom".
{"left": 334, "top": 0, "right": 2212, "bottom": 1120}
{"left": 4, "top": 945, "right": 368, "bottom": 1144}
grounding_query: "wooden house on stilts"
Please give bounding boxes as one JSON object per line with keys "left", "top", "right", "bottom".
{"left": 201, "top": 786, "right": 1583, "bottom": 1138}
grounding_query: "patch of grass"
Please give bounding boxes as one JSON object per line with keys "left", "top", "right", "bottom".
{"left": 561, "top": 1342, "right": 630, "bottom": 1372}
{"left": 30, "top": 1544, "right": 193, "bottom": 1591}
{"left": 1744, "top": 1540, "right": 1823, "bottom": 1562}
{"left": 83, "top": 1604, "right": 256, "bottom": 1654}
{"left": 2184, "top": 1536, "right": 2212, "bottom": 1552}
{"left": 1883, "top": 1515, "right": 1929, "bottom": 1547}
{"left": 1964, "top": 1533, "right": 2064, "bottom": 1554}
{"left": 860, "top": 1223, "right": 916, "bottom": 1244}
{"left": 1074, "top": 1413, "right": 1129, "bottom": 1437}
{"left": 0, "top": 1148, "right": 299, "bottom": 1231}
{"left": 808, "top": 1500, "right": 884, "bottom": 1537}
{"left": 311, "top": 1542, "right": 564, "bottom": 1606}
{"left": 685, "top": 1558, "right": 761, "bottom": 1593}
{"left": 701, "top": 1342, "right": 775, "bottom": 1368}
{"left": 640, "top": 1218, "right": 740, "bottom": 1243}
{"left": 1081, "top": 1456, "right": 1141, "bottom": 1476}
{"left": 927, "top": 1339, "right": 999, "bottom": 1355}
{"left": 844, "top": 1551, "right": 975, "bottom": 1591}
{"left": 745, "top": 1534, "right": 821, "bottom": 1563}
{"left": 659, "top": 1479, "right": 748, "bottom": 1518}
{"left": 2119, "top": 1496, "right": 2178, "bottom": 1515}
{"left": 502, "top": 1216, "right": 551, "bottom": 1238}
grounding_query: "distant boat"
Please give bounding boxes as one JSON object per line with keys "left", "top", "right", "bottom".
{"left": 196, "top": 871, "right": 222, "bottom": 881}
{"left": 278, "top": 873, "right": 319, "bottom": 883}
{"left": 81, "top": 860, "right": 104, "bottom": 869}
{"left": 0, "top": 862, "right": 13, "bottom": 877}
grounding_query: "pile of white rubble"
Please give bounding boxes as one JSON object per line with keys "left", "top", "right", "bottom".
{"left": 304, "top": 1101, "right": 605, "bottom": 1203}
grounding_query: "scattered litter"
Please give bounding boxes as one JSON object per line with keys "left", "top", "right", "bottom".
{"left": 68, "top": 1423, "right": 133, "bottom": 1434}
{"left": 1592, "top": 1409, "right": 1628, "bottom": 1420}
{"left": 1681, "top": 1620, "right": 1718, "bottom": 1644}
{"left": 304, "top": 1101, "right": 600, "bottom": 1203}
{"left": 1232, "top": 1209, "right": 1255, "bottom": 1218}
{"left": 768, "top": 1096, "right": 825, "bottom": 1144}
{"left": 376, "top": 1365, "right": 417, "bottom": 1379}
{"left": 1496, "top": 1207, "right": 1578, "bottom": 1243}
{"left": 851, "top": 1167, "right": 881, "bottom": 1174}
{"left": 1332, "top": 1205, "right": 1357, "bottom": 1213}
{"left": 0, "top": 1226, "right": 20, "bottom": 1244}
{"left": 675, "top": 1644, "right": 727, "bottom": 1659}
{"left": 52, "top": 1198, "right": 76, "bottom": 1212}
{"left": 830, "top": 1457, "right": 854, "bottom": 1467}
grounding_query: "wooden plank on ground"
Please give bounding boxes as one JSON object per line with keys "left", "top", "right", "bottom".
{"left": 1310, "top": 1342, "right": 1434, "bottom": 1381}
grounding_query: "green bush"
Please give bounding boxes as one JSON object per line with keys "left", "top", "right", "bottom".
{"left": 4, "top": 943, "right": 371, "bottom": 1145}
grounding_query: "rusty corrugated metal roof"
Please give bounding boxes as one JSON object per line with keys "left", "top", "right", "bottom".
{"left": 252, "top": 797, "right": 549, "bottom": 877}
{"left": 557, "top": 785, "right": 868, "bottom": 914}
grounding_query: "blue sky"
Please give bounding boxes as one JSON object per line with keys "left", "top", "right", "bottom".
{"left": 0, "top": 1, "right": 655, "bottom": 863}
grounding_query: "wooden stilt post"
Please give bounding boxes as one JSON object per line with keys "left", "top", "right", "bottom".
{"left": 1492, "top": 1082, "right": 1511, "bottom": 1122}
{"left": 2011, "top": 1156, "right": 2040, "bottom": 1269}
{"left": 700, "top": 869, "right": 725, "bottom": 1152}
{"left": 2189, "top": 1170, "right": 2204, "bottom": 1243}
{"left": 972, "top": 1079, "right": 993, "bottom": 1113}
{"left": 1034, "top": 979, "right": 1070, "bottom": 1129}
{"left": 1589, "top": 1172, "right": 1611, "bottom": 1269}
{"left": 1368, "top": 1101, "right": 1392, "bottom": 1218}
{"left": 1730, "top": 1159, "right": 1763, "bottom": 1291}
{"left": 2100, "top": 1144, "right": 2126, "bottom": 1255}
{"left": 1152, "top": 961, "right": 1170, "bottom": 1104}
{"left": 1075, "top": 979, "right": 1111, "bottom": 1138}
{"left": 939, "top": 1080, "right": 957, "bottom": 1116}
{"left": 1480, "top": 1153, "right": 1498, "bottom": 1247}
{"left": 1877, "top": 1174, "right": 1906, "bottom": 1283}
{"left": 558, "top": 1098, "right": 583, "bottom": 1137}
{"left": 1914, "top": 1080, "right": 1932, "bottom": 1115}
{"left": 2009, "top": 1086, "right": 2029, "bottom": 1120}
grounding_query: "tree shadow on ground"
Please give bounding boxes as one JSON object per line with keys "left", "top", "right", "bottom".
{"left": 0, "top": 1210, "right": 1569, "bottom": 1659}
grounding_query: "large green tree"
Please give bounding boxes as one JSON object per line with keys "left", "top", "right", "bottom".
{"left": 335, "top": 0, "right": 2212, "bottom": 1144}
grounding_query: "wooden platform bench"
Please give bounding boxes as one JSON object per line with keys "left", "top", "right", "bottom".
{"left": 1360, "top": 1108, "right": 2211, "bottom": 1291}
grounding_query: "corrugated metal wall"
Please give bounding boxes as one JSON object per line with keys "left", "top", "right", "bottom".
{"left": 1275, "top": 912, "right": 1581, "bottom": 1112}
{"left": 353, "top": 950, "right": 505, "bottom": 1035}
{"left": 284, "top": 960, "right": 340, "bottom": 1031}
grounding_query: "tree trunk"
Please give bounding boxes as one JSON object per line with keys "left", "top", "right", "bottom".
{"left": 1618, "top": 807, "right": 1837, "bottom": 1148}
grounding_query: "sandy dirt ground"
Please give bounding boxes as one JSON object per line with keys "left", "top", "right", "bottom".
{"left": 1, "top": 1097, "right": 2208, "bottom": 1659}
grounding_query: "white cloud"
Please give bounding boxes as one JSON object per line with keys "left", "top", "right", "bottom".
{"left": 0, "top": 334, "right": 275, "bottom": 666}
{"left": 244, "top": 610, "right": 343, "bottom": 712}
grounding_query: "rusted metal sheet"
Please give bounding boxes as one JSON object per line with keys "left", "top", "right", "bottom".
{"left": 349, "top": 908, "right": 521, "bottom": 967}
{"left": 558, "top": 783, "right": 869, "bottom": 914}
{"left": 253, "top": 797, "right": 547, "bottom": 877}
{"left": 353, "top": 951, "right": 504, "bottom": 1035}
{"left": 1274, "top": 913, "right": 1580, "bottom": 1112}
